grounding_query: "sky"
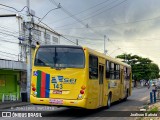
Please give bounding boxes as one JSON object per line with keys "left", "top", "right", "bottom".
{"left": 0, "top": 0, "right": 160, "bottom": 67}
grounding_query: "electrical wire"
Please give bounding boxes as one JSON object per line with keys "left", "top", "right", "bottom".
{"left": 48, "top": 0, "right": 111, "bottom": 24}
{"left": 62, "top": 34, "right": 103, "bottom": 40}
{"left": 0, "top": 28, "right": 19, "bottom": 35}
{"left": 0, "top": 38, "right": 19, "bottom": 44}
{"left": 0, "top": 50, "right": 19, "bottom": 57}
{"left": 37, "top": 6, "right": 61, "bottom": 25}
{"left": 0, "top": 53, "right": 17, "bottom": 59}
{"left": 50, "top": 0, "right": 103, "bottom": 37}
{"left": 32, "top": 14, "right": 78, "bottom": 45}
{"left": 60, "top": 36, "right": 77, "bottom": 45}
{"left": 0, "top": 24, "right": 19, "bottom": 33}
{"left": 0, "top": 31, "right": 18, "bottom": 38}
{"left": 55, "top": 15, "right": 160, "bottom": 30}
{"left": 0, "top": 4, "right": 29, "bottom": 13}
{"left": 49, "top": 0, "right": 88, "bottom": 28}
{"left": 54, "top": 0, "right": 128, "bottom": 29}
{"left": 0, "top": 7, "right": 16, "bottom": 13}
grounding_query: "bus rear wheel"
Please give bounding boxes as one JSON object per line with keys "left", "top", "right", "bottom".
{"left": 107, "top": 94, "right": 111, "bottom": 108}
{"left": 124, "top": 89, "right": 129, "bottom": 101}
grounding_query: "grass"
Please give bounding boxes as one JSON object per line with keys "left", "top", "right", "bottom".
{"left": 147, "top": 106, "right": 159, "bottom": 114}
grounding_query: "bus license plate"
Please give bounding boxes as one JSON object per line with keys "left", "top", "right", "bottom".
{"left": 49, "top": 99, "right": 63, "bottom": 104}
{"left": 53, "top": 90, "right": 62, "bottom": 94}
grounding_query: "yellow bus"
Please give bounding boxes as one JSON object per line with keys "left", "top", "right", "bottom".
{"left": 30, "top": 45, "right": 132, "bottom": 109}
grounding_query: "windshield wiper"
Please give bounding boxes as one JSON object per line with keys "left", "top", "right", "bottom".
{"left": 55, "top": 67, "right": 66, "bottom": 70}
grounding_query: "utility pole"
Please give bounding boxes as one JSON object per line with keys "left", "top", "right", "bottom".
{"left": 104, "top": 35, "right": 107, "bottom": 54}
{"left": 26, "top": 0, "right": 32, "bottom": 101}
{"left": 76, "top": 39, "right": 78, "bottom": 45}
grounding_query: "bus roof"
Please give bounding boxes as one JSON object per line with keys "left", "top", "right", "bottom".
{"left": 83, "top": 46, "right": 131, "bottom": 68}
{"left": 39, "top": 45, "right": 83, "bottom": 49}
{"left": 38, "top": 45, "right": 131, "bottom": 68}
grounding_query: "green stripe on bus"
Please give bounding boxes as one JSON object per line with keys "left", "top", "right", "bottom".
{"left": 37, "top": 70, "right": 41, "bottom": 98}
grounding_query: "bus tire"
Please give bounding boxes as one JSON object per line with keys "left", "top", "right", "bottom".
{"left": 107, "top": 93, "right": 111, "bottom": 108}
{"left": 124, "top": 89, "right": 129, "bottom": 101}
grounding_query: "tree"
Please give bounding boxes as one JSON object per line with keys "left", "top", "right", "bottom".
{"left": 116, "top": 53, "right": 160, "bottom": 85}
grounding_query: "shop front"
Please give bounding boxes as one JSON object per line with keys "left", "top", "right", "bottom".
{"left": 0, "top": 70, "right": 20, "bottom": 102}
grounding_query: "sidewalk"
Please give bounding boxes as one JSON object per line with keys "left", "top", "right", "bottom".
{"left": 0, "top": 101, "right": 30, "bottom": 109}
{"left": 135, "top": 88, "right": 160, "bottom": 120}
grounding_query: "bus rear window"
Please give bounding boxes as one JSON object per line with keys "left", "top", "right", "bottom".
{"left": 34, "top": 47, "right": 85, "bottom": 68}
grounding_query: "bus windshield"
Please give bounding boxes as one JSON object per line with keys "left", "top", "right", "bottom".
{"left": 34, "top": 46, "right": 85, "bottom": 68}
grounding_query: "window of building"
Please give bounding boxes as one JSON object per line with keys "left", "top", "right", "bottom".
{"left": 33, "top": 29, "right": 41, "bottom": 36}
{"left": 89, "top": 55, "right": 98, "bottom": 79}
{"left": 44, "top": 33, "right": 51, "bottom": 44}
{"left": 32, "top": 29, "right": 41, "bottom": 42}
{"left": 52, "top": 36, "right": 58, "bottom": 44}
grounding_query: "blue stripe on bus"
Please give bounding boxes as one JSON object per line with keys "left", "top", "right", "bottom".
{"left": 45, "top": 74, "right": 50, "bottom": 98}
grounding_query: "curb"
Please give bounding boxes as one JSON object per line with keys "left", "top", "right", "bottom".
{"left": 0, "top": 102, "right": 31, "bottom": 109}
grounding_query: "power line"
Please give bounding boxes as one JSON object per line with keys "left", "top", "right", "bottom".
{"left": 48, "top": 0, "right": 111, "bottom": 24}
{"left": 0, "top": 28, "right": 19, "bottom": 36}
{"left": 32, "top": 14, "right": 79, "bottom": 45}
{"left": 0, "top": 37, "right": 19, "bottom": 44}
{"left": 49, "top": 0, "right": 104, "bottom": 37}
{"left": 0, "top": 53, "right": 17, "bottom": 59}
{"left": 0, "top": 7, "right": 16, "bottom": 13}
{"left": 0, "top": 50, "right": 19, "bottom": 56}
{"left": 55, "top": 14, "right": 160, "bottom": 30}
{"left": 0, "top": 3, "right": 29, "bottom": 13}
{"left": 63, "top": 34, "right": 103, "bottom": 40}
{"left": 54, "top": 0, "right": 128, "bottom": 29}
{"left": 49, "top": 0, "right": 88, "bottom": 28}
{"left": 0, "top": 25, "right": 19, "bottom": 33}
{"left": 1, "top": 45, "right": 20, "bottom": 52}
{"left": 0, "top": 31, "right": 18, "bottom": 38}
{"left": 61, "top": 35, "right": 77, "bottom": 45}
{"left": 37, "top": 5, "right": 61, "bottom": 25}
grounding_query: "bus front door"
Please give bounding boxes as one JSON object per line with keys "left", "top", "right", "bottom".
{"left": 120, "top": 69, "right": 125, "bottom": 99}
{"left": 99, "top": 65, "right": 104, "bottom": 106}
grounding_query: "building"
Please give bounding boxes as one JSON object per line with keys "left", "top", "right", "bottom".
{"left": 0, "top": 14, "right": 60, "bottom": 102}
{"left": 0, "top": 59, "right": 26, "bottom": 102}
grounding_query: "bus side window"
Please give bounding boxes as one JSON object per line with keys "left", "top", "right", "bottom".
{"left": 115, "top": 64, "right": 120, "bottom": 79}
{"left": 110, "top": 62, "right": 114, "bottom": 80}
{"left": 106, "top": 60, "right": 110, "bottom": 78}
{"left": 89, "top": 55, "right": 98, "bottom": 79}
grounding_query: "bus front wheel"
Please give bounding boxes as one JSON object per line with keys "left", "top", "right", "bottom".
{"left": 124, "top": 89, "right": 129, "bottom": 101}
{"left": 107, "top": 93, "right": 111, "bottom": 108}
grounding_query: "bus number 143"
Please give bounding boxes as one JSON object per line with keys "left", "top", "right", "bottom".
{"left": 53, "top": 84, "right": 63, "bottom": 89}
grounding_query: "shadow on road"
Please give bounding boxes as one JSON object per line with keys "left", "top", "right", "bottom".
{"left": 43, "top": 99, "right": 139, "bottom": 117}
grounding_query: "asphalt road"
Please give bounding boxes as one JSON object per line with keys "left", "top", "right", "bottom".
{"left": 1, "top": 87, "right": 152, "bottom": 120}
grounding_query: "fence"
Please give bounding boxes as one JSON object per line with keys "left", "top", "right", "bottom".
{"left": 1, "top": 93, "right": 19, "bottom": 102}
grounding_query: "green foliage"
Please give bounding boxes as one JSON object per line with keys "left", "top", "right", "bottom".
{"left": 116, "top": 53, "right": 160, "bottom": 81}
{"left": 147, "top": 107, "right": 159, "bottom": 114}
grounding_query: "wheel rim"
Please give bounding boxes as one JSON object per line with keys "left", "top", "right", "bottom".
{"left": 108, "top": 96, "right": 111, "bottom": 107}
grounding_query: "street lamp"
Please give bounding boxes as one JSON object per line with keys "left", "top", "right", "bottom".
{"left": 37, "top": 3, "right": 61, "bottom": 25}
{"left": 109, "top": 48, "right": 121, "bottom": 56}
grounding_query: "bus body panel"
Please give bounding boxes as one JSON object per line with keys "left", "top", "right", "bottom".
{"left": 31, "top": 68, "right": 87, "bottom": 99}
{"left": 30, "top": 45, "right": 132, "bottom": 109}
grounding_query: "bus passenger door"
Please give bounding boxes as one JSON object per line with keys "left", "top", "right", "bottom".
{"left": 120, "top": 69, "right": 125, "bottom": 99}
{"left": 99, "top": 65, "right": 104, "bottom": 106}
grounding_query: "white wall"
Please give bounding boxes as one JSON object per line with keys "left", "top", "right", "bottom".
{"left": 0, "top": 16, "right": 21, "bottom": 61}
